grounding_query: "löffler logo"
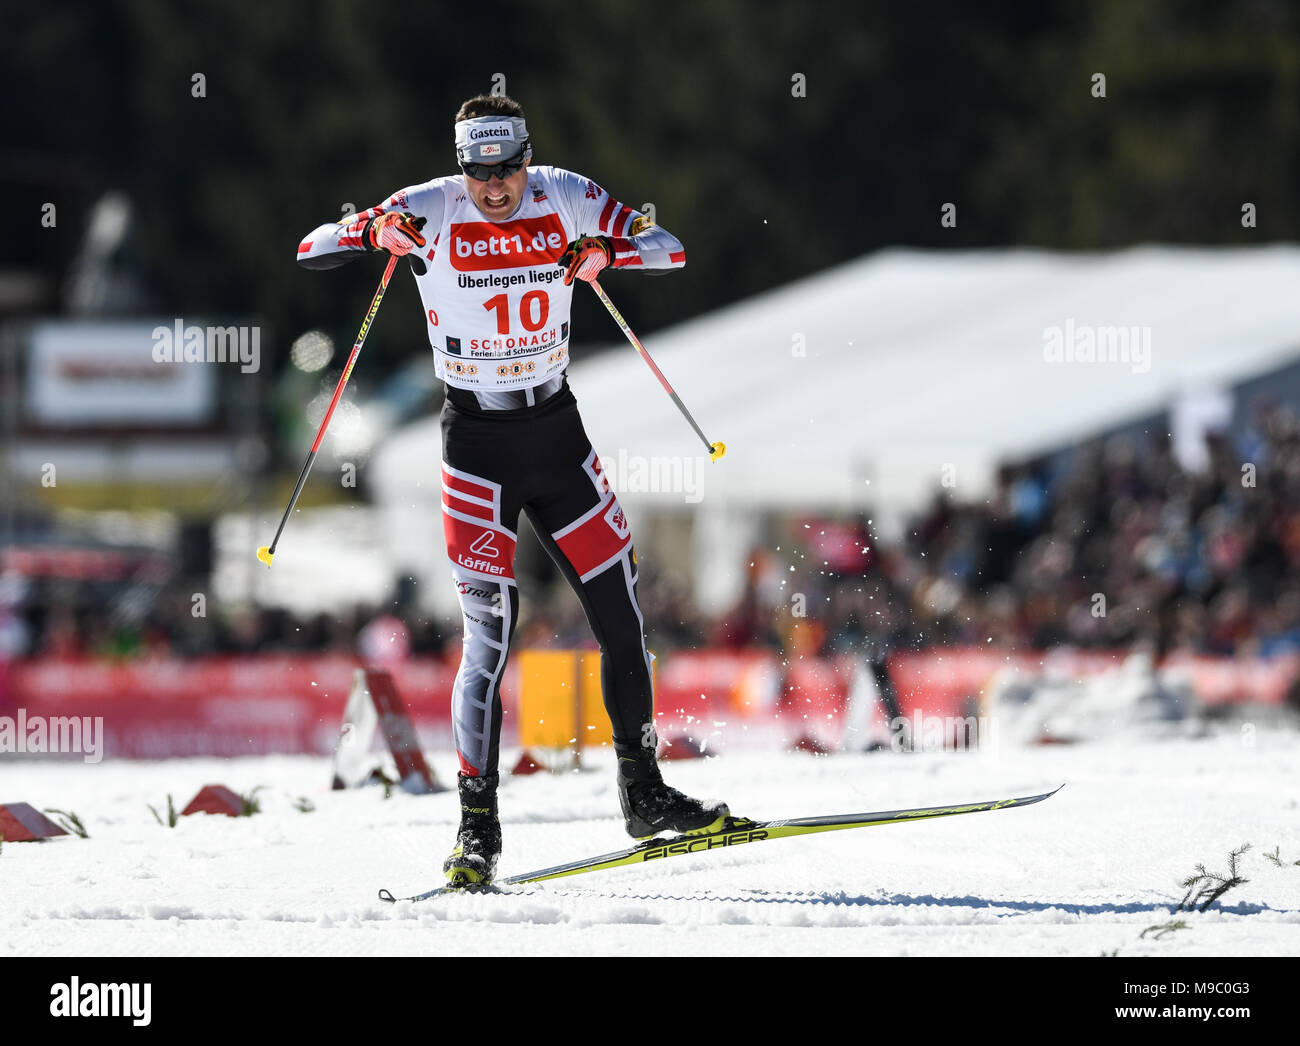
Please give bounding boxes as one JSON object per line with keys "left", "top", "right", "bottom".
{"left": 470, "top": 531, "right": 500, "bottom": 558}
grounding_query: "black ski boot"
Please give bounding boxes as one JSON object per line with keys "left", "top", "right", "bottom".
{"left": 443, "top": 772, "right": 501, "bottom": 888}
{"left": 616, "top": 745, "right": 729, "bottom": 840}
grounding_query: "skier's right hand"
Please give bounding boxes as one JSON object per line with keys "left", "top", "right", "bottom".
{"left": 366, "top": 211, "right": 427, "bottom": 255}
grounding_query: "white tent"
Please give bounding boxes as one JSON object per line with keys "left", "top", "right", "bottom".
{"left": 373, "top": 245, "right": 1300, "bottom": 614}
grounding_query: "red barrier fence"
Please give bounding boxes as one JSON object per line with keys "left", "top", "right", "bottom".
{"left": 4, "top": 656, "right": 459, "bottom": 758}
{"left": 2, "top": 647, "right": 1292, "bottom": 758}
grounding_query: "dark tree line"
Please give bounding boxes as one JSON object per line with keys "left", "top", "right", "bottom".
{"left": 5, "top": 0, "right": 1298, "bottom": 378}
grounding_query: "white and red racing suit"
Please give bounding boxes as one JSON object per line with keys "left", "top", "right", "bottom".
{"left": 296, "top": 166, "right": 684, "bottom": 775}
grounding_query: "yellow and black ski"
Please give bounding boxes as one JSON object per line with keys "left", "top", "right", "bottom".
{"left": 378, "top": 785, "right": 1062, "bottom": 904}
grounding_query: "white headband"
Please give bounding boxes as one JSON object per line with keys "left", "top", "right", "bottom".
{"left": 455, "top": 116, "right": 531, "bottom": 164}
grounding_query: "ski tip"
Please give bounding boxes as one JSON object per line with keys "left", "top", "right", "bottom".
{"left": 1004, "top": 785, "right": 1065, "bottom": 810}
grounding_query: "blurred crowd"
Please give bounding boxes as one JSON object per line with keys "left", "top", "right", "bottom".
{"left": 4, "top": 403, "right": 1299, "bottom": 664}
{"left": 705, "top": 400, "right": 1300, "bottom": 661}
{"left": 701, "top": 401, "right": 1300, "bottom": 661}
{"left": 0, "top": 583, "right": 451, "bottom": 662}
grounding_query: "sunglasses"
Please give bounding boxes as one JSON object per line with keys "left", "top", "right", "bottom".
{"left": 460, "top": 155, "right": 528, "bottom": 182}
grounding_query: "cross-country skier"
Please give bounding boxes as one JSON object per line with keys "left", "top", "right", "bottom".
{"left": 297, "top": 93, "right": 728, "bottom": 887}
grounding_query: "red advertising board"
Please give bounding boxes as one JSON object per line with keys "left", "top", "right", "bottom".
{"left": 4, "top": 647, "right": 1290, "bottom": 758}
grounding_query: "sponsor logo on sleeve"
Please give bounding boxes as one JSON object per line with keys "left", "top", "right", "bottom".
{"left": 629, "top": 214, "right": 655, "bottom": 235}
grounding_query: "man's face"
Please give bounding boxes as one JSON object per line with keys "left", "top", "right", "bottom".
{"left": 464, "top": 157, "right": 530, "bottom": 220}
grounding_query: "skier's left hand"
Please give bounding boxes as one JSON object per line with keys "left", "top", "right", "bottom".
{"left": 559, "top": 236, "right": 611, "bottom": 285}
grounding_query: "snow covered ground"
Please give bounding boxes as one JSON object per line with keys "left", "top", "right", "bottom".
{"left": 2, "top": 728, "right": 1298, "bottom": 957}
